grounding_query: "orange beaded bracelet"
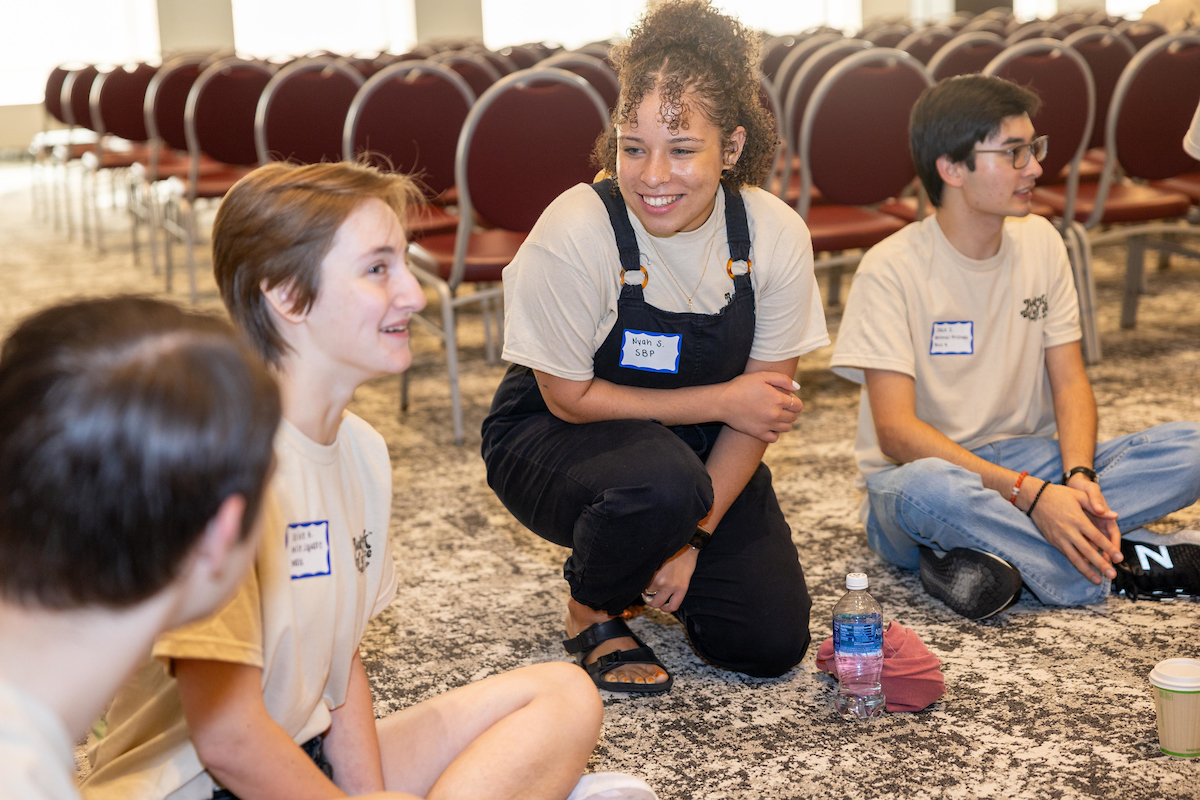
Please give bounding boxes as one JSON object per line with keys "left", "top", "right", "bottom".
{"left": 1009, "top": 471, "right": 1029, "bottom": 505}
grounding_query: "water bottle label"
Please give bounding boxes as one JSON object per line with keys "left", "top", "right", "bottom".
{"left": 833, "top": 617, "right": 882, "bottom": 655}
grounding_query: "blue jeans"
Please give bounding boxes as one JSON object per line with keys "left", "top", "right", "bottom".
{"left": 865, "top": 421, "right": 1200, "bottom": 606}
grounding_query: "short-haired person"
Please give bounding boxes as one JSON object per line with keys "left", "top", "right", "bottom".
{"left": 0, "top": 296, "right": 280, "bottom": 800}
{"left": 83, "top": 162, "right": 650, "bottom": 800}
{"left": 482, "top": 0, "right": 827, "bottom": 692}
{"left": 830, "top": 75, "right": 1200, "bottom": 620}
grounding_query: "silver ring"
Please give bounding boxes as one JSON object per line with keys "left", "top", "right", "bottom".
{"left": 643, "top": 590, "right": 658, "bottom": 597}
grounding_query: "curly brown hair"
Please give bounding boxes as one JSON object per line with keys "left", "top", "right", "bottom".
{"left": 592, "top": 0, "right": 776, "bottom": 192}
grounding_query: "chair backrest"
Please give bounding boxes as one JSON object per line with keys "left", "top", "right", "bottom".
{"left": 146, "top": 56, "right": 205, "bottom": 153}
{"left": 44, "top": 65, "right": 72, "bottom": 125}
{"left": 457, "top": 67, "right": 608, "bottom": 252}
{"left": 1006, "top": 22, "right": 1067, "bottom": 45}
{"left": 861, "top": 24, "right": 912, "bottom": 48}
{"left": 897, "top": 26, "right": 956, "bottom": 65}
{"left": 500, "top": 45, "right": 541, "bottom": 70}
{"left": 62, "top": 65, "right": 100, "bottom": 129}
{"left": 785, "top": 39, "right": 873, "bottom": 158}
{"left": 799, "top": 48, "right": 933, "bottom": 217}
{"left": 961, "top": 18, "right": 1008, "bottom": 36}
{"left": 255, "top": 58, "right": 363, "bottom": 165}
{"left": 756, "top": 71, "right": 785, "bottom": 194}
{"left": 186, "top": 58, "right": 274, "bottom": 167}
{"left": 336, "top": 56, "right": 384, "bottom": 79}
{"left": 431, "top": 52, "right": 502, "bottom": 99}
{"left": 1089, "top": 13, "right": 1125, "bottom": 27}
{"left": 91, "top": 62, "right": 157, "bottom": 142}
{"left": 476, "top": 49, "right": 519, "bottom": 77}
{"left": 1108, "top": 32, "right": 1200, "bottom": 181}
{"left": 1063, "top": 26, "right": 1136, "bottom": 151}
{"left": 573, "top": 42, "right": 613, "bottom": 67}
{"left": 774, "top": 33, "right": 842, "bottom": 100}
{"left": 1115, "top": 20, "right": 1169, "bottom": 50}
{"left": 538, "top": 53, "right": 619, "bottom": 110}
{"left": 1055, "top": 13, "right": 1092, "bottom": 35}
{"left": 984, "top": 39, "right": 1095, "bottom": 226}
{"left": 343, "top": 61, "right": 475, "bottom": 197}
{"left": 927, "top": 31, "right": 1006, "bottom": 81}
{"left": 761, "top": 35, "right": 803, "bottom": 84}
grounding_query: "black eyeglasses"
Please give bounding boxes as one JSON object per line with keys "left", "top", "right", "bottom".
{"left": 973, "top": 134, "right": 1049, "bottom": 169}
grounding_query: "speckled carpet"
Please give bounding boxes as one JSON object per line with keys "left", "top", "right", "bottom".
{"left": 6, "top": 166, "right": 1200, "bottom": 799}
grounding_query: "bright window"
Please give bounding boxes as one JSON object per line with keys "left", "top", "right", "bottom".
{"left": 231, "top": 0, "right": 416, "bottom": 58}
{"left": 0, "top": 0, "right": 160, "bottom": 107}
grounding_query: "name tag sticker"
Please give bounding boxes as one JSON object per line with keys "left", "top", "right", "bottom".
{"left": 930, "top": 321, "right": 974, "bottom": 355}
{"left": 287, "top": 521, "right": 331, "bottom": 579}
{"left": 619, "top": 329, "right": 682, "bottom": 373}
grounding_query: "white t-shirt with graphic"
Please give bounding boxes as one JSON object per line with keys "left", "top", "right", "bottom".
{"left": 82, "top": 413, "right": 397, "bottom": 800}
{"left": 0, "top": 678, "right": 79, "bottom": 800}
{"left": 830, "top": 213, "right": 1081, "bottom": 519}
{"left": 501, "top": 183, "right": 830, "bottom": 380}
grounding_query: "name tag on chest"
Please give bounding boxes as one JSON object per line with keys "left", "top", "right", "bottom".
{"left": 929, "top": 321, "right": 974, "bottom": 355}
{"left": 287, "top": 521, "right": 332, "bottom": 579}
{"left": 619, "top": 329, "right": 682, "bottom": 373}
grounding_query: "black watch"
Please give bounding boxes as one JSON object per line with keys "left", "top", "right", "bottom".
{"left": 1062, "top": 466, "right": 1098, "bottom": 486}
{"left": 689, "top": 526, "right": 712, "bottom": 551}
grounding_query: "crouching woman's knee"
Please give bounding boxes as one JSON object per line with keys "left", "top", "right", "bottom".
{"left": 689, "top": 600, "right": 812, "bottom": 679}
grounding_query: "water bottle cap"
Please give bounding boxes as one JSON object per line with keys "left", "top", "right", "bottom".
{"left": 846, "top": 573, "right": 868, "bottom": 590}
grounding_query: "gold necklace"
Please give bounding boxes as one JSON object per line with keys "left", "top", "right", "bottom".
{"left": 645, "top": 219, "right": 719, "bottom": 311}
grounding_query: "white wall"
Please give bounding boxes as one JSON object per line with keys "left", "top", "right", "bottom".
{"left": 0, "top": 105, "right": 45, "bottom": 152}
{"left": 157, "top": 0, "right": 235, "bottom": 54}
{"left": 415, "top": 0, "right": 484, "bottom": 42}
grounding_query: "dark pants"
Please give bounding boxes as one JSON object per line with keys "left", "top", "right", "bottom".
{"left": 483, "top": 414, "right": 811, "bottom": 678}
{"left": 212, "top": 735, "right": 331, "bottom": 798}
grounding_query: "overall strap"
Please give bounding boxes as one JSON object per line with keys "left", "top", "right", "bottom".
{"left": 590, "top": 179, "right": 642, "bottom": 274}
{"left": 722, "top": 183, "right": 751, "bottom": 264}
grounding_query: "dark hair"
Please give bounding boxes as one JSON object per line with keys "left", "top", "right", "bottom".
{"left": 910, "top": 74, "right": 1041, "bottom": 207}
{"left": 0, "top": 296, "right": 281, "bottom": 610}
{"left": 592, "top": 0, "right": 777, "bottom": 191}
{"left": 212, "top": 161, "right": 423, "bottom": 365}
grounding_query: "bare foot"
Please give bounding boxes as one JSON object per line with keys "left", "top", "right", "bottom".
{"left": 565, "top": 598, "right": 668, "bottom": 686}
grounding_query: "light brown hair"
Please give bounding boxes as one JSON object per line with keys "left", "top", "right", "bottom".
{"left": 212, "top": 161, "right": 423, "bottom": 365}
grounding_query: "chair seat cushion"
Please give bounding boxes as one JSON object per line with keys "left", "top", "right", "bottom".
{"left": 806, "top": 204, "right": 907, "bottom": 252}
{"left": 878, "top": 196, "right": 1055, "bottom": 222}
{"left": 1150, "top": 172, "right": 1200, "bottom": 204}
{"left": 1034, "top": 181, "right": 1192, "bottom": 223}
{"left": 192, "top": 166, "right": 255, "bottom": 199}
{"left": 431, "top": 186, "right": 458, "bottom": 207}
{"left": 418, "top": 229, "right": 527, "bottom": 283}
{"left": 405, "top": 204, "right": 459, "bottom": 239}
{"left": 1040, "top": 157, "right": 1103, "bottom": 186}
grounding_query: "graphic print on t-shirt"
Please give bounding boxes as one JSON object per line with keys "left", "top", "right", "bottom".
{"left": 287, "top": 521, "right": 332, "bottom": 579}
{"left": 1020, "top": 295, "right": 1048, "bottom": 321}
{"left": 353, "top": 530, "right": 373, "bottom": 573}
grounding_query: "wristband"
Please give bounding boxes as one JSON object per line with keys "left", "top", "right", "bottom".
{"left": 689, "top": 526, "right": 712, "bottom": 551}
{"left": 1025, "top": 480, "right": 1050, "bottom": 517}
{"left": 1010, "top": 471, "right": 1029, "bottom": 505}
{"left": 1062, "top": 466, "right": 1098, "bottom": 486}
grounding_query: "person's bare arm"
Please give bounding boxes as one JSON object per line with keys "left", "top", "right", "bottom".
{"left": 322, "top": 650, "right": 387, "bottom": 794}
{"left": 643, "top": 356, "right": 800, "bottom": 612}
{"left": 865, "top": 367, "right": 1119, "bottom": 583}
{"left": 174, "top": 659, "right": 347, "bottom": 800}
{"left": 534, "top": 368, "right": 799, "bottom": 443}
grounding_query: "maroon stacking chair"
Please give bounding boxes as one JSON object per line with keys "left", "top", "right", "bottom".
{"left": 33, "top": 64, "right": 93, "bottom": 231}
{"left": 771, "top": 32, "right": 847, "bottom": 201}
{"left": 574, "top": 42, "right": 614, "bottom": 67}
{"left": 407, "top": 68, "right": 609, "bottom": 445}
{"left": 761, "top": 35, "right": 804, "bottom": 85}
{"left": 83, "top": 62, "right": 158, "bottom": 254}
{"left": 1033, "top": 32, "right": 1200, "bottom": 328}
{"left": 1055, "top": 13, "right": 1093, "bottom": 35}
{"left": 797, "top": 48, "right": 931, "bottom": 306}
{"left": 774, "top": 32, "right": 842, "bottom": 96}
{"left": 942, "top": 13, "right": 975, "bottom": 32}
{"left": 55, "top": 65, "right": 101, "bottom": 240}
{"left": 780, "top": 38, "right": 873, "bottom": 213}
{"left": 984, "top": 39, "right": 1101, "bottom": 362}
{"left": 476, "top": 49, "right": 519, "bottom": 77}
{"left": 538, "top": 52, "right": 619, "bottom": 110}
{"left": 254, "top": 58, "right": 362, "bottom": 166}
{"left": 499, "top": 45, "right": 541, "bottom": 69}
{"left": 343, "top": 60, "right": 474, "bottom": 239}
{"left": 165, "top": 58, "right": 274, "bottom": 302}
{"left": 1006, "top": 22, "right": 1067, "bottom": 45}
{"left": 336, "top": 56, "right": 385, "bottom": 79}
{"left": 431, "top": 52, "right": 502, "bottom": 101}
{"left": 897, "top": 26, "right": 956, "bottom": 65}
{"left": 861, "top": 24, "right": 912, "bottom": 48}
{"left": 1089, "top": 13, "right": 1126, "bottom": 27}
{"left": 756, "top": 71, "right": 786, "bottom": 199}
{"left": 1115, "top": 20, "right": 1169, "bottom": 50}
{"left": 961, "top": 17, "right": 1008, "bottom": 36}
{"left": 1064, "top": 26, "right": 1136, "bottom": 175}
{"left": 926, "top": 31, "right": 1006, "bottom": 81}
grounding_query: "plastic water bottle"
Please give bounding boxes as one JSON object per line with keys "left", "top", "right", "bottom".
{"left": 832, "top": 572, "right": 885, "bottom": 719}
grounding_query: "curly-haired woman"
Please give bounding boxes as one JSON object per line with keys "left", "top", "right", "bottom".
{"left": 481, "top": 0, "right": 828, "bottom": 693}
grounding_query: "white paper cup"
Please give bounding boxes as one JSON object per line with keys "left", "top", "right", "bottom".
{"left": 1149, "top": 658, "right": 1200, "bottom": 757}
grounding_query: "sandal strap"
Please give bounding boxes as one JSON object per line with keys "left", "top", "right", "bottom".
{"left": 562, "top": 617, "right": 635, "bottom": 656}
{"left": 590, "top": 646, "right": 660, "bottom": 673}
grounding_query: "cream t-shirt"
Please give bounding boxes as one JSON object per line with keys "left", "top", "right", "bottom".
{"left": 0, "top": 678, "right": 78, "bottom": 800}
{"left": 830, "top": 214, "right": 1081, "bottom": 520}
{"left": 81, "top": 413, "right": 398, "bottom": 800}
{"left": 501, "top": 183, "right": 830, "bottom": 380}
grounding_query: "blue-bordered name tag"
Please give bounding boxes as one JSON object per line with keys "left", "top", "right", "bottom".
{"left": 287, "top": 520, "right": 331, "bottom": 579}
{"left": 619, "top": 329, "right": 681, "bottom": 373}
{"left": 930, "top": 321, "right": 974, "bottom": 355}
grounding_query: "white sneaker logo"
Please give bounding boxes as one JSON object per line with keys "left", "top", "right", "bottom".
{"left": 1135, "top": 544, "right": 1173, "bottom": 571}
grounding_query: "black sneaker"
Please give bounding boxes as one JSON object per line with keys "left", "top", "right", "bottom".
{"left": 918, "top": 546, "right": 1024, "bottom": 620}
{"left": 1113, "top": 529, "right": 1200, "bottom": 601}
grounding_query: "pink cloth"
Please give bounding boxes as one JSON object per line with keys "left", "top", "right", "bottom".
{"left": 815, "top": 620, "right": 945, "bottom": 712}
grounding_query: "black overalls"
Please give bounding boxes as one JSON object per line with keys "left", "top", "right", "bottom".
{"left": 481, "top": 180, "right": 811, "bottom": 678}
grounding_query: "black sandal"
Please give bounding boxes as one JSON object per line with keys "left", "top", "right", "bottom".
{"left": 563, "top": 618, "right": 674, "bottom": 695}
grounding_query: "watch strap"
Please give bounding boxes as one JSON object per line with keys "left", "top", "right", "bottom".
{"left": 1062, "top": 466, "right": 1098, "bottom": 485}
{"left": 688, "top": 527, "right": 712, "bottom": 551}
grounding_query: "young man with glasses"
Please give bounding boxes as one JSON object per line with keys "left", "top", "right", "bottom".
{"left": 830, "top": 75, "right": 1200, "bottom": 620}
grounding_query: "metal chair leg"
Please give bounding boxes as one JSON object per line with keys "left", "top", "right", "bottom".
{"left": 1121, "top": 235, "right": 1145, "bottom": 329}
{"left": 185, "top": 200, "right": 198, "bottom": 304}
{"left": 434, "top": 282, "right": 464, "bottom": 446}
